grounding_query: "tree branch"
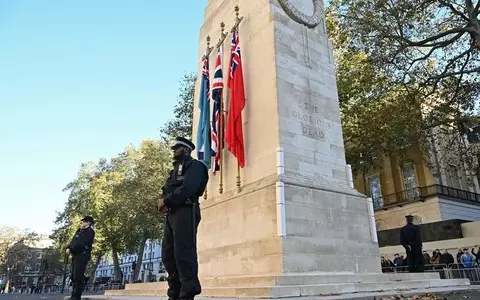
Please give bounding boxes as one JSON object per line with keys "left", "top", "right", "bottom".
{"left": 431, "top": 62, "right": 478, "bottom": 81}
{"left": 438, "top": 0, "right": 470, "bottom": 22}
{"left": 398, "top": 27, "right": 467, "bottom": 46}
{"left": 474, "top": 0, "right": 480, "bottom": 15}
{"left": 451, "top": 51, "right": 471, "bottom": 100}
{"left": 425, "top": 46, "right": 474, "bottom": 90}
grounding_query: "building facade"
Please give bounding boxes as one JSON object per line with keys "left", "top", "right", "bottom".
{"left": 354, "top": 132, "right": 480, "bottom": 230}
{"left": 8, "top": 236, "right": 58, "bottom": 289}
{"left": 95, "top": 239, "right": 165, "bottom": 283}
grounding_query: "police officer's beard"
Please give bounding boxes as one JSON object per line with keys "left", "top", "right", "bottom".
{"left": 173, "top": 151, "right": 188, "bottom": 162}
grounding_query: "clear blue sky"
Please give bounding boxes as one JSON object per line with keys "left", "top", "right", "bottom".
{"left": 0, "top": 0, "right": 207, "bottom": 235}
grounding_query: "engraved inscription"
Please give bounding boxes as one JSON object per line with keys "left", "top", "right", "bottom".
{"left": 292, "top": 111, "right": 333, "bottom": 130}
{"left": 301, "top": 123, "right": 325, "bottom": 141}
{"left": 289, "top": 97, "right": 335, "bottom": 141}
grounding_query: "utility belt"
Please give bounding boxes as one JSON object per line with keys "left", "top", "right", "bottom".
{"left": 165, "top": 197, "right": 199, "bottom": 214}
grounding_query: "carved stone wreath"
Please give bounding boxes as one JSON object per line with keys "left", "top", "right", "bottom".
{"left": 278, "top": 0, "right": 323, "bottom": 28}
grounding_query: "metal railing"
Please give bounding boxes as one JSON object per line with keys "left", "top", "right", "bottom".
{"left": 382, "top": 264, "right": 480, "bottom": 284}
{"left": 375, "top": 184, "right": 480, "bottom": 210}
{"left": 3, "top": 283, "right": 125, "bottom": 295}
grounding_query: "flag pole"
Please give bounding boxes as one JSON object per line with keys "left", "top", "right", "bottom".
{"left": 231, "top": 6, "right": 244, "bottom": 194}
{"left": 202, "top": 35, "right": 213, "bottom": 202}
{"left": 219, "top": 93, "right": 224, "bottom": 194}
{"left": 217, "top": 22, "right": 227, "bottom": 194}
{"left": 236, "top": 162, "right": 241, "bottom": 192}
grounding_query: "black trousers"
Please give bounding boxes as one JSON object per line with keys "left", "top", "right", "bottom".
{"left": 406, "top": 248, "right": 424, "bottom": 273}
{"left": 71, "top": 254, "right": 89, "bottom": 299}
{"left": 162, "top": 205, "right": 201, "bottom": 299}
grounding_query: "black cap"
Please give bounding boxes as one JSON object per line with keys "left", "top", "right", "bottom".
{"left": 171, "top": 137, "right": 195, "bottom": 151}
{"left": 81, "top": 216, "right": 95, "bottom": 224}
{"left": 405, "top": 214, "right": 414, "bottom": 219}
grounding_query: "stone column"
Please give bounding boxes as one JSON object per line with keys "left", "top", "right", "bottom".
{"left": 192, "top": 0, "right": 382, "bottom": 278}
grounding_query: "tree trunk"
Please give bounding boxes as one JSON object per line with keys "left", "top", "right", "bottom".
{"left": 89, "top": 253, "right": 102, "bottom": 282}
{"left": 111, "top": 246, "right": 121, "bottom": 282}
{"left": 133, "top": 237, "right": 147, "bottom": 281}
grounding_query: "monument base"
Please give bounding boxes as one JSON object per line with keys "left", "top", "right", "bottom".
{"left": 99, "top": 272, "right": 469, "bottom": 298}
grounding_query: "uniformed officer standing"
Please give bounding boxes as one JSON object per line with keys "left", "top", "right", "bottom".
{"left": 400, "top": 215, "right": 424, "bottom": 272}
{"left": 158, "top": 137, "right": 209, "bottom": 300}
{"left": 66, "top": 216, "right": 95, "bottom": 300}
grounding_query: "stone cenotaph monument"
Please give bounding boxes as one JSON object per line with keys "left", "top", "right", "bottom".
{"left": 100, "top": 0, "right": 469, "bottom": 298}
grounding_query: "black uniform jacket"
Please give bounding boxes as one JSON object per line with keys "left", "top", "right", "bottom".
{"left": 68, "top": 227, "right": 95, "bottom": 257}
{"left": 400, "top": 223, "right": 422, "bottom": 250}
{"left": 162, "top": 156, "right": 209, "bottom": 208}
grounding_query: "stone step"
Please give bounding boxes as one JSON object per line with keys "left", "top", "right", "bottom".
{"left": 124, "top": 272, "right": 441, "bottom": 290}
{"left": 106, "top": 278, "right": 469, "bottom": 298}
{"left": 80, "top": 286, "right": 480, "bottom": 300}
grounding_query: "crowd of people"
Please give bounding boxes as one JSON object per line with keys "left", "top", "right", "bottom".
{"left": 381, "top": 247, "right": 480, "bottom": 271}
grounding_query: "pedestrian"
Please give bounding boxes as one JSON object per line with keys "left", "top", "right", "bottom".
{"left": 430, "top": 249, "right": 440, "bottom": 268}
{"left": 456, "top": 248, "right": 463, "bottom": 264}
{"left": 66, "top": 216, "right": 95, "bottom": 300}
{"left": 439, "top": 249, "right": 454, "bottom": 266}
{"left": 472, "top": 246, "right": 480, "bottom": 265}
{"left": 422, "top": 251, "right": 431, "bottom": 266}
{"left": 158, "top": 137, "right": 209, "bottom": 300}
{"left": 460, "top": 248, "right": 476, "bottom": 268}
{"left": 400, "top": 214, "right": 424, "bottom": 272}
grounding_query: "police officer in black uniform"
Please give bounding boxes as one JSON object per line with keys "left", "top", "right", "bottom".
{"left": 66, "top": 216, "right": 95, "bottom": 300}
{"left": 400, "top": 214, "right": 424, "bottom": 273}
{"left": 158, "top": 137, "right": 209, "bottom": 300}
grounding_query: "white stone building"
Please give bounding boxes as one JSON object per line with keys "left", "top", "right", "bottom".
{"left": 94, "top": 239, "right": 165, "bottom": 283}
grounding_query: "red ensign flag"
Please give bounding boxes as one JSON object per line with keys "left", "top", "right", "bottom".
{"left": 225, "top": 30, "right": 246, "bottom": 168}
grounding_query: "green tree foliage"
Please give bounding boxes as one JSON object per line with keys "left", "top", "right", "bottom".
{"left": 331, "top": 0, "right": 480, "bottom": 103}
{"left": 113, "top": 140, "right": 171, "bottom": 280}
{"left": 0, "top": 227, "right": 38, "bottom": 273}
{"left": 161, "top": 73, "right": 196, "bottom": 141}
{"left": 52, "top": 140, "right": 171, "bottom": 281}
{"left": 325, "top": 3, "right": 480, "bottom": 176}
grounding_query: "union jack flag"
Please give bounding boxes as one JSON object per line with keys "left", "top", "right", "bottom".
{"left": 211, "top": 46, "right": 224, "bottom": 174}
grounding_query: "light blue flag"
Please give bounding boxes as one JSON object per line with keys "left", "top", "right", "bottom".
{"left": 196, "top": 58, "right": 212, "bottom": 168}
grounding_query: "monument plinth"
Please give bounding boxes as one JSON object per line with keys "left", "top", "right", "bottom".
{"left": 99, "top": 0, "right": 469, "bottom": 298}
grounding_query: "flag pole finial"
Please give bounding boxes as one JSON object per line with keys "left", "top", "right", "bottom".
{"left": 203, "top": 36, "right": 214, "bottom": 60}
{"left": 216, "top": 22, "right": 228, "bottom": 49}
{"left": 231, "top": 6, "right": 244, "bottom": 33}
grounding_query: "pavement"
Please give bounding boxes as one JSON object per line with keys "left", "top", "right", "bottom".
{"left": 0, "top": 294, "right": 64, "bottom": 300}
{"left": 0, "top": 287, "right": 479, "bottom": 300}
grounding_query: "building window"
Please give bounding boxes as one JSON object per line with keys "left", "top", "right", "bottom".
{"left": 368, "top": 175, "right": 383, "bottom": 209}
{"left": 402, "top": 163, "right": 419, "bottom": 201}
{"left": 24, "top": 264, "right": 31, "bottom": 272}
{"left": 37, "top": 252, "right": 42, "bottom": 259}
{"left": 35, "top": 263, "right": 40, "bottom": 272}
{"left": 447, "top": 164, "right": 462, "bottom": 189}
